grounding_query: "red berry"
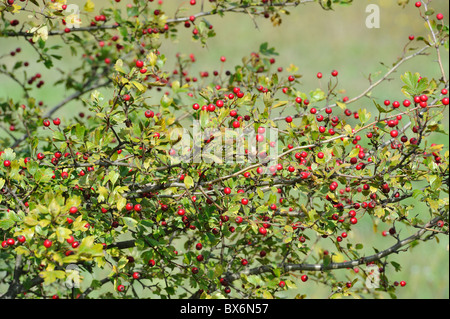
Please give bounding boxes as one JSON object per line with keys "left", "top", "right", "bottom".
{"left": 216, "top": 100, "right": 224, "bottom": 108}
{"left": 132, "top": 272, "right": 140, "bottom": 279}
{"left": 145, "top": 110, "right": 154, "bottom": 118}
{"left": 136, "top": 60, "right": 144, "bottom": 68}
{"left": 43, "top": 239, "right": 52, "bottom": 248}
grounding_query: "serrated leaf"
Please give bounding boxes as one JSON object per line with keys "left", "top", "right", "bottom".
{"left": 39, "top": 270, "right": 66, "bottom": 285}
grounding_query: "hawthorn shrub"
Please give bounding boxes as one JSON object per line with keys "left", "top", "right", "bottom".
{"left": 0, "top": 0, "right": 448, "bottom": 300}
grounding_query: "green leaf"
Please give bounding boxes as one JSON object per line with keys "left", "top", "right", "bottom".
{"left": 77, "top": 236, "right": 104, "bottom": 259}
{"left": 132, "top": 81, "right": 146, "bottom": 93}
{"left": 56, "top": 227, "right": 72, "bottom": 243}
{"left": 39, "top": 270, "right": 66, "bottom": 285}
{"left": 391, "top": 261, "right": 402, "bottom": 272}
{"left": 0, "top": 219, "right": 15, "bottom": 230}
{"left": 310, "top": 88, "right": 326, "bottom": 102}
{"left": 259, "top": 42, "right": 279, "bottom": 56}
{"left": 358, "top": 109, "right": 371, "bottom": 124}
{"left": 117, "top": 196, "right": 126, "bottom": 211}
{"left": 114, "top": 59, "right": 127, "bottom": 74}
{"left": 184, "top": 175, "right": 194, "bottom": 189}
{"left": 0, "top": 148, "right": 16, "bottom": 161}
{"left": 122, "top": 216, "right": 138, "bottom": 228}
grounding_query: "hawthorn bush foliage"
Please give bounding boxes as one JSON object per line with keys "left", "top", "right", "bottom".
{"left": 0, "top": 0, "right": 448, "bottom": 299}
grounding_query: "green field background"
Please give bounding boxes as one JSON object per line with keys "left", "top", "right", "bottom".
{"left": 0, "top": 0, "right": 448, "bottom": 299}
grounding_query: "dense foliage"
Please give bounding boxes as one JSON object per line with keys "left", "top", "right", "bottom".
{"left": 0, "top": 0, "right": 448, "bottom": 299}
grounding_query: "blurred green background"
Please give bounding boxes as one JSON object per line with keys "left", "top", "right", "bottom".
{"left": 0, "top": 0, "right": 448, "bottom": 299}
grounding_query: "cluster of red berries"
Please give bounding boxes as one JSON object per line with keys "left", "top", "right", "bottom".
{"left": 1, "top": 235, "right": 26, "bottom": 249}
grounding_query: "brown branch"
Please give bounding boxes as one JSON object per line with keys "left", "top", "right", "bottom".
{"left": 11, "top": 80, "right": 111, "bottom": 149}
{"left": 224, "top": 216, "right": 444, "bottom": 283}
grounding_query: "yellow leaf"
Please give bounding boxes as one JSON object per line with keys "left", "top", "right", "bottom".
{"left": 114, "top": 59, "right": 126, "bottom": 74}
{"left": 132, "top": 81, "right": 146, "bottom": 92}
{"left": 336, "top": 101, "right": 347, "bottom": 110}
{"left": 72, "top": 216, "right": 88, "bottom": 232}
{"left": 332, "top": 253, "right": 345, "bottom": 263}
{"left": 24, "top": 215, "right": 38, "bottom": 226}
{"left": 272, "top": 101, "right": 288, "bottom": 109}
{"left": 15, "top": 246, "right": 30, "bottom": 256}
{"left": 116, "top": 196, "right": 126, "bottom": 211}
{"left": 147, "top": 51, "right": 158, "bottom": 67}
{"left": 83, "top": 0, "right": 95, "bottom": 12}
{"left": 38, "top": 219, "right": 51, "bottom": 228}
{"left": 11, "top": 4, "right": 21, "bottom": 13}
{"left": 56, "top": 226, "right": 72, "bottom": 243}
{"left": 39, "top": 270, "right": 66, "bottom": 285}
